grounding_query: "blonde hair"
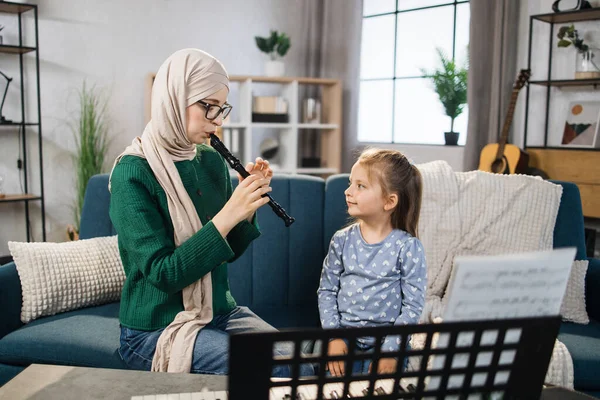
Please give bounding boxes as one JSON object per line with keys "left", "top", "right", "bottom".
{"left": 357, "top": 148, "right": 422, "bottom": 237}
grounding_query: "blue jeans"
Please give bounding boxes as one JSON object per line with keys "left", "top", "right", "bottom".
{"left": 119, "top": 306, "right": 314, "bottom": 377}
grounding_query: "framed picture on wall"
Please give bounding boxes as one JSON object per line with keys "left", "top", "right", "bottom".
{"left": 561, "top": 101, "right": 600, "bottom": 148}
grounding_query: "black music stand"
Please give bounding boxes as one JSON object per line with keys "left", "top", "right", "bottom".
{"left": 229, "top": 316, "right": 561, "bottom": 400}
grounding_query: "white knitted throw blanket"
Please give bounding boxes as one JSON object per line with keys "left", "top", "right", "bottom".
{"left": 410, "top": 160, "right": 574, "bottom": 389}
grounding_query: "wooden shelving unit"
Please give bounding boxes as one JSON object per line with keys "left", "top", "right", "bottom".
{"left": 524, "top": 9, "right": 600, "bottom": 219}
{"left": 0, "top": 1, "right": 45, "bottom": 241}
{"left": 145, "top": 74, "right": 343, "bottom": 176}
{"left": 528, "top": 78, "right": 600, "bottom": 88}
{"left": 0, "top": 194, "right": 41, "bottom": 203}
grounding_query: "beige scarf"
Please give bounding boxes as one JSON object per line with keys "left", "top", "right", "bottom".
{"left": 109, "top": 49, "right": 229, "bottom": 373}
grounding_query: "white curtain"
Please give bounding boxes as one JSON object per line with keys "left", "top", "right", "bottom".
{"left": 302, "top": 0, "right": 363, "bottom": 172}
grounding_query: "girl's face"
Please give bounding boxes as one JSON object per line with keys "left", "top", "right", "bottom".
{"left": 185, "top": 87, "right": 229, "bottom": 144}
{"left": 344, "top": 162, "right": 396, "bottom": 220}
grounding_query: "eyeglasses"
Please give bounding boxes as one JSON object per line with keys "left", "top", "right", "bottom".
{"left": 196, "top": 100, "right": 233, "bottom": 121}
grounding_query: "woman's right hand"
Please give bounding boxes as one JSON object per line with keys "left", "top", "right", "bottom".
{"left": 212, "top": 174, "right": 271, "bottom": 237}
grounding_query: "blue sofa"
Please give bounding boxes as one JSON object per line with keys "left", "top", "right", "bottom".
{"left": 0, "top": 174, "right": 598, "bottom": 396}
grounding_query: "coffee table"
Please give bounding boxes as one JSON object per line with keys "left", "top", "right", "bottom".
{"left": 0, "top": 364, "right": 596, "bottom": 399}
{"left": 0, "top": 364, "right": 227, "bottom": 400}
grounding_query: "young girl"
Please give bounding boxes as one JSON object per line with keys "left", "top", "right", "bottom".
{"left": 317, "top": 148, "right": 427, "bottom": 377}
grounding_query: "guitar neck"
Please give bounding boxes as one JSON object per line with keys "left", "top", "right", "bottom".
{"left": 495, "top": 88, "right": 520, "bottom": 159}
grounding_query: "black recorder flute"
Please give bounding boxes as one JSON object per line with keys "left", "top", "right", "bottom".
{"left": 210, "top": 134, "right": 295, "bottom": 227}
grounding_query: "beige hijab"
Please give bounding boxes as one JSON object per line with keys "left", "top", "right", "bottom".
{"left": 109, "top": 49, "right": 229, "bottom": 373}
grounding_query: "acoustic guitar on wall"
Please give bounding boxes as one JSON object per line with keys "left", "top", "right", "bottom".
{"left": 478, "top": 69, "right": 531, "bottom": 175}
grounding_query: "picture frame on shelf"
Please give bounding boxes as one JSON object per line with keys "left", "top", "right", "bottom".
{"left": 561, "top": 101, "right": 600, "bottom": 147}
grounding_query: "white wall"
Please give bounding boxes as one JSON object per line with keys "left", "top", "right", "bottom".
{"left": 513, "top": 0, "right": 600, "bottom": 149}
{"left": 0, "top": 0, "right": 319, "bottom": 255}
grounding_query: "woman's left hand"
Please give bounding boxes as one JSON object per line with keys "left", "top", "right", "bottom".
{"left": 239, "top": 157, "right": 273, "bottom": 185}
{"left": 239, "top": 157, "right": 273, "bottom": 222}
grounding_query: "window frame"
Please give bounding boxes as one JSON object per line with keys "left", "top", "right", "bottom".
{"left": 359, "top": 0, "right": 470, "bottom": 146}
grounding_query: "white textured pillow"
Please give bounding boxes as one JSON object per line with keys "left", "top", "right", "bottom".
{"left": 560, "top": 260, "right": 589, "bottom": 324}
{"left": 8, "top": 235, "right": 125, "bottom": 323}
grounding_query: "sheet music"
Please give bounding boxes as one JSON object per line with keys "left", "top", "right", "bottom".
{"left": 443, "top": 247, "right": 576, "bottom": 322}
{"left": 423, "top": 248, "right": 577, "bottom": 395}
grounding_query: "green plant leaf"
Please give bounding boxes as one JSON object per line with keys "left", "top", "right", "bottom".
{"left": 557, "top": 26, "right": 569, "bottom": 39}
{"left": 266, "top": 30, "right": 278, "bottom": 52}
{"left": 276, "top": 33, "right": 291, "bottom": 57}
{"left": 557, "top": 39, "right": 572, "bottom": 48}
{"left": 423, "top": 47, "right": 468, "bottom": 121}
{"left": 255, "top": 37, "right": 268, "bottom": 53}
{"left": 70, "top": 81, "right": 110, "bottom": 230}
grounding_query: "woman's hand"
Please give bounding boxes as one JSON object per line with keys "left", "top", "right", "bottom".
{"left": 369, "top": 357, "right": 398, "bottom": 375}
{"left": 212, "top": 174, "right": 271, "bottom": 237}
{"left": 326, "top": 339, "right": 348, "bottom": 377}
{"left": 238, "top": 157, "right": 273, "bottom": 222}
{"left": 239, "top": 157, "right": 273, "bottom": 185}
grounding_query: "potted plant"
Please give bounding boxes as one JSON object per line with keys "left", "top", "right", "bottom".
{"left": 557, "top": 24, "right": 600, "bottom": 79}
{"left": 68, "top": 82, "right": 110, "bottom": 240}
{"left": 422, "top": 48, "right": 468, "bottom": 146}
{"left": 255, "top": 30, "right": 291, "bottom": 77}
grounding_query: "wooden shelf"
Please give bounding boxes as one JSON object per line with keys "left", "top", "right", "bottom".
{"left": 229, "top": 75, "right": 339, "bottom": 85}
{"left": 223, "top": 123, "right": 340, "bottom": 130}
{"left": 0, "top": 122, "right": 40, "bottom": 127}
{"left": 0, "top": 2, "right": 34, "bottom": 14}
{"left": 527, "top": 148, "right": 600, "bottom": 218}
{"left": 529, "top": 78, "right": 600, "bottom": 88}
{"left": 0, "top": 194, "right": 42, "bottom": 203}
{"left": 0, "top": 45, "right": 36, "bottom": 54}
{"left": 527, "top": 146, "right": 600, "bottom": 151}
{"left": 269, "top": 167, "right": 339, "bottom": 175}
{"left": 532, "top": 9, "right": 600, "bottom": 23}
{"left": 298, "top": 123, "right": 339, "bottom": 129}
{"left": 222, "top": 122, "right": 247, "bottom": 129}
{"left": 297, "top": 168, "right": 338, "bottom": 174}
{"left": 251, "top": 123, "right": 292, "bottom": 129}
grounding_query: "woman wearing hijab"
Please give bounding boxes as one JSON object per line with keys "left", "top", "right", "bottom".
{"left": 109, "top": 49, "right": 310, "bottom": 377}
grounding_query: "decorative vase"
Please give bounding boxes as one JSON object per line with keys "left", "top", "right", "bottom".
{"left": 265, "top": 60, "right": 285, "bottom": 77}
{"left": 575, "top": 48, "right": 600, "bottom": 79}
{"left": 444, "top": 131, "right": 459, "bottom": 146}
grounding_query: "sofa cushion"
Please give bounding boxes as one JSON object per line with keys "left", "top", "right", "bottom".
{"left": 0, "top": 363, "right": 25, "bottom": 386}
{"left": 8, "top": 236, "right": 125, "bottom": 324}
{"left": 228, "top": 175, "right": 325, "bottom": 315}
{"left": 251, "top": 306, "right": 320, "bottom": 330}
{"left": 324, "top": 174, "right": 351, "bottom": 252}
{"left": 78, "top": 174, "right": 116, "bottom": 240}
{"left": 551, "top": 181, "right": 587, "bottom": 261}
{"left": 560, "top": 260, "right": 589, "bottom": 324}
{"left": 0, "top": 302, "right": 125, "bottom": 369}
{"left": 559, "top": 320, "right": 600, "bottom": 390}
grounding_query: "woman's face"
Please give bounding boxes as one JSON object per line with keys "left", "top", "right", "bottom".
{"left": 185, "top": 86, "right": 229, "bottom": 144}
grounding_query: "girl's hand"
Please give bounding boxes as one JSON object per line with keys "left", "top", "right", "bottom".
{"left": 239, "top": 157, "right": 273, "bottom": 185}
{"left": 326, "top": 339, "right": 348, "bottom": 377}
{"left": 369, "top": 357, "right": 398, "bottom": 375}
{"left": 212, "top": 174, "right": 271, "bottom": 237}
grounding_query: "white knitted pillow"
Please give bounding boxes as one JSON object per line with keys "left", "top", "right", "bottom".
{"left": 8, "top": 235, "right": 125, "bottom": 324}
{"left": 560, "top": 260, "right": 589, "bottom": 324}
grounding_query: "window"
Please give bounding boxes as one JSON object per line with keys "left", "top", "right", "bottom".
{"left": 358, "top": 1, "right": 470, "bottom": 145}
